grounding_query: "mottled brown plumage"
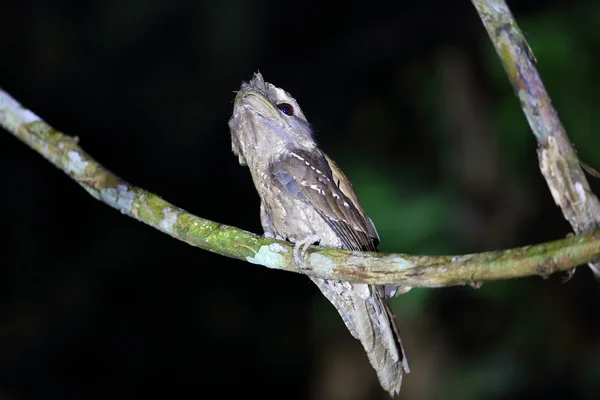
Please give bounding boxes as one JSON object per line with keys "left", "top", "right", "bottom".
{"left": 229, "top": 72, "right": 409, "bottom": 395}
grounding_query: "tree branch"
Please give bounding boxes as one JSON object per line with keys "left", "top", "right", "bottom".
{"left": 2, "top": 89, "right": 600, "bottom": 288}
{"left": 471, "top": 0, "right": 600, "bottom": 277}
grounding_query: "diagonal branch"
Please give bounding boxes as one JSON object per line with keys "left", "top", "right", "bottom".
{"left": 472, "top": 0, "right": 600, "bottom": 277}
{"left": 2, "top": 89, "right": 600, "bottom": 288}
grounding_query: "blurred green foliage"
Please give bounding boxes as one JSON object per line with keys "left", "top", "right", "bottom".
{"left": 334, "top": 4, "right": 600, "bottom": 398}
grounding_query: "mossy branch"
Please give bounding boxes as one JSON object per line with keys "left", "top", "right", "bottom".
{"left": 2, "top": 89, "right": 600, "bottom": 289}
{"left": 472, "top": 0, "right": 600, "bottom": 277}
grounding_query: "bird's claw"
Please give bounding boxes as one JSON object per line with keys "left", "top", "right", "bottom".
{"left": 292, "top": 235, "right": 320, "bottom": 267}
{"left": 562, "top": 268, "right": 576, "bottom": 283}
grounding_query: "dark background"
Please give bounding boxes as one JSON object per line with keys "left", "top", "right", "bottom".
{"left": 1, "top": 0, "right": 599, "bottom": 399}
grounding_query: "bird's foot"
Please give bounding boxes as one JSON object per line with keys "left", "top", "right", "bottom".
{"left": 291, "top": 235, "right": 320, "bottom": 267}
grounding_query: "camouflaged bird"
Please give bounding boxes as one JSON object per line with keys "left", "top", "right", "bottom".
{"left": 229, "top": 72, "right": 410, "bottom": 396}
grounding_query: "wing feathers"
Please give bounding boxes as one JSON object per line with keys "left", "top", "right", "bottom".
{"left": 269, "top": 148, "right": 378, "bottom": 251}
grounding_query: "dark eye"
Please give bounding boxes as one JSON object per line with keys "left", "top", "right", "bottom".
{"left": 277, "top": 103, "right": 294, "bottom": 116}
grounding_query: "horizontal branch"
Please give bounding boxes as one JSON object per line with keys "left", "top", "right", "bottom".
{"left": 0, "top": 90, "right": 600, "bottom": 287}
{"left": 2, "top": 89, "right": 600, "bottom": 288}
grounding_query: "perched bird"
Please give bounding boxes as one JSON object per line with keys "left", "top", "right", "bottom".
{"left": 229, "top": 72, "right": 409, "bottom": 396}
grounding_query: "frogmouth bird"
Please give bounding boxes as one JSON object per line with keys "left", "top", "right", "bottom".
{"left": 229, "top": 72, "right": 410, "bottom": 396}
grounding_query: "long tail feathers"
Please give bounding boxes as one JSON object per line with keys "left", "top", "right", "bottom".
{"left": 311, "top": 277, "right": 409, "bottom": 396}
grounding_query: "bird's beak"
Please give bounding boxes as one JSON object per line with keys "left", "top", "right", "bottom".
{"left": 234, "top": 89, "right": 283, "bottom": 122}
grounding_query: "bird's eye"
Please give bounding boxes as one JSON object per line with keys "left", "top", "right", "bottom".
{"left": 277, "top": 103, "right": 294, "bottom": 116}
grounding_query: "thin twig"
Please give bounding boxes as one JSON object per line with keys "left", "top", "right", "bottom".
{"left": 472, "top": 0, "right": 600, "bottom": 277}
